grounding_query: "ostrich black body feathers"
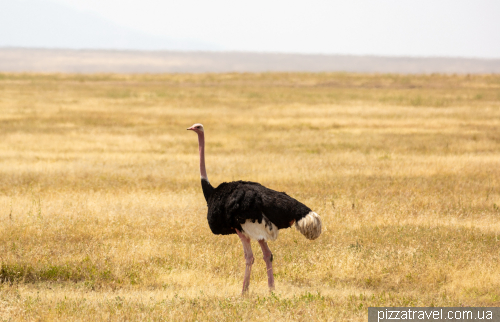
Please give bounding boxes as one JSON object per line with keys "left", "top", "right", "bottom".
{"left": 201, "top": 179, "right": 312, "bottom": 236}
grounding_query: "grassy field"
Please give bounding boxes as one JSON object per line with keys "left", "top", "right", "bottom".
{"left": 0, "top": 72, "right": 499, "bottom": 321}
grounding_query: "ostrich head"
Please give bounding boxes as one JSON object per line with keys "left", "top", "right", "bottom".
{"left": 187, "top": 123, "right": 204, "bottom": 134}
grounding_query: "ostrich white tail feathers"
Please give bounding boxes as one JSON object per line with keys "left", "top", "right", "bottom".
{"left": 295, "top": 212, "right": 322, "bottom": 240}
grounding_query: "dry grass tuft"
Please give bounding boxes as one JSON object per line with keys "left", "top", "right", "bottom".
{"left": 0, "top": 72, "right": 499, "bottom": 321}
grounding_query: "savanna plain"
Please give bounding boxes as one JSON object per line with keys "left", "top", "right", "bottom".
{"left": 0, "top": 72, "right": 499, "bottom": 321}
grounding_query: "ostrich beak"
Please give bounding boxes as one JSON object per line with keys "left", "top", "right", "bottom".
{"left": 187, "top": 127, "right": 193, "bottom": 131}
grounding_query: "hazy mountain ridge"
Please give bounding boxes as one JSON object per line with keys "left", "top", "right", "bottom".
{"left": 0, "top": 0, "right": 219, "bottom": 50}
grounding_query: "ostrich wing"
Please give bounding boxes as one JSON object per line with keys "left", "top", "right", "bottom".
{"left": 206, "top": 181, "right": 311, "bottom": 235}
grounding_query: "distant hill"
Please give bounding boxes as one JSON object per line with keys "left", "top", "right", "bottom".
{"left": 0, "top": 0, "right": 219, "bottom": 51}
{"left": 0, "top": 48, "right": 499, "bottom": 74}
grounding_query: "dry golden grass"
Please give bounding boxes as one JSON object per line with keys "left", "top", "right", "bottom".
{"left": 0, "top": 72, "right": 499, "bottom": 321}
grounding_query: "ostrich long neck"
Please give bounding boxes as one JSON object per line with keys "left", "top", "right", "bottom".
{"left": 198, "top": 131, "right": 214, "bottom": 202}
{"left": 198, "top": 131, "right": 208, "bottom": 180}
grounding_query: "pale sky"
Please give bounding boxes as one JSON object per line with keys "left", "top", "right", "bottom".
{"left": 3, "top": 0, "right": 500, "bottom": 57}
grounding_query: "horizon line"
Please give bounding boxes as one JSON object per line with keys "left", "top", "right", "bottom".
{"left": 2, "top": 46, "right": 500, "bottom": 61}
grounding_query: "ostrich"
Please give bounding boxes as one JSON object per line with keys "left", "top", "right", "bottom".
{"left": 187, "top": 123, "right": 322, "bottom": 294}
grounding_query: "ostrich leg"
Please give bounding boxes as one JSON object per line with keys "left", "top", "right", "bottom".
{"left": 235, "top": 229, "right": 254, "bottom": 294}
{"left": 258, "top": 239, "right": 275, "bottom": 291}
